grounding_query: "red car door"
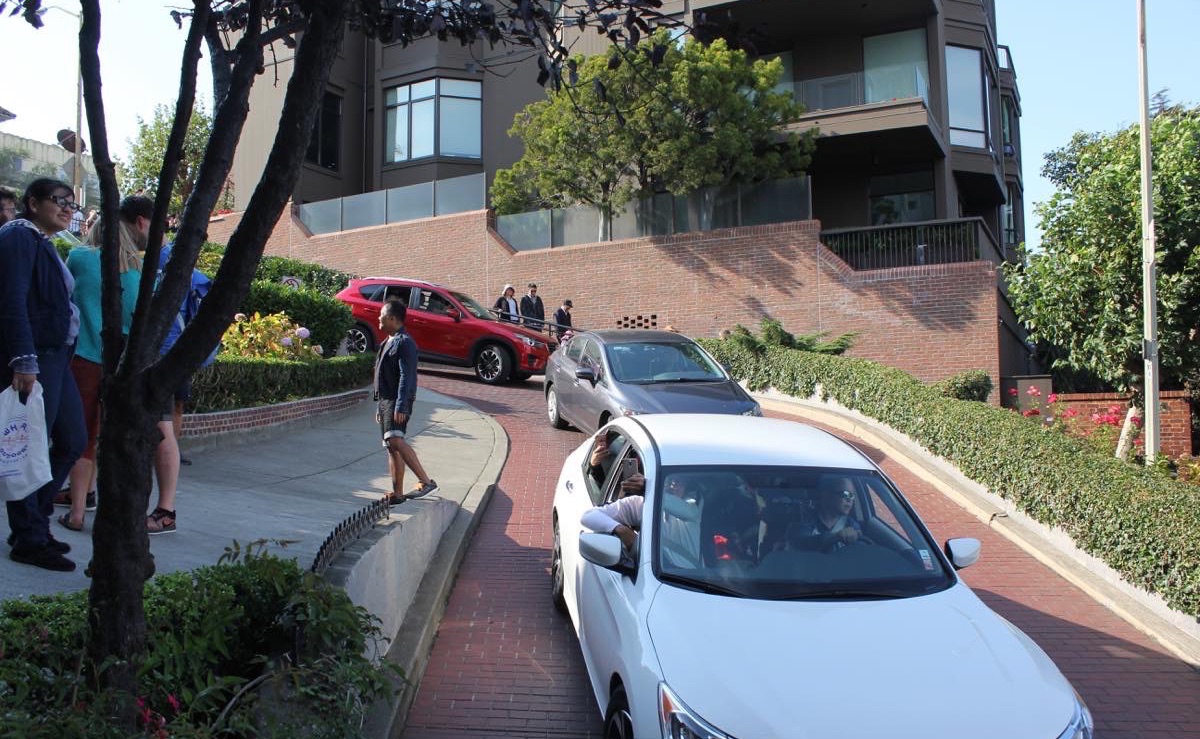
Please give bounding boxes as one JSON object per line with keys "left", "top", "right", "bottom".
{"left": 409, "top": 287, "right": 469, "bottom": 362}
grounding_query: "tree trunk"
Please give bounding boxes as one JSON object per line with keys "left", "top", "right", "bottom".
{"left": 86, "top": 381, "right": 161, "bottom": 728}
{"left": 1115, "top": 405, "right": 1142, "bottom": 460}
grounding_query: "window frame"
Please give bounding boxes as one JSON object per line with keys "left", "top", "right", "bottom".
{"left": 383, "top": 77, "right": 482, "bottom": 164}
{"left": 305, "top": 90, "right": 343, "bottom": 172}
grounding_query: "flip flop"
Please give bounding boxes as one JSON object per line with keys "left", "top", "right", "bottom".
{"left": 57, "top": 513, "right": 85, "bottom": 532}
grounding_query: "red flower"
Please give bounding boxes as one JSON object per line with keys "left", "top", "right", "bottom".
{"left": 1022, "top": 408, "right": 1041, "bottom": 417}
{"left": 1008, "top": 388, "right": 1019, "bottom": 397}
{"left": 1047, "top": 393, "right": 1058, "bottom": 404}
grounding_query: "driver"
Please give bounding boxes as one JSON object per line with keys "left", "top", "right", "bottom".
{"left": 789, "top": 485, "right": 863, "bottom": 551}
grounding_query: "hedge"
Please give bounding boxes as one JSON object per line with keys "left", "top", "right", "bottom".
{"left": 196, "top": 243, "right": 356, "bottom": 298}
{"left": 240, "top": 280, "right": 352, "bottom": 356}
{"left": 933, "top": 369, "right": 993, "bottom": 402}
{"left": 697, "top": 338, "right": 1200, "bottom": 618}
{"left": 191, "top": 354, "right": 373, "bottom": 412}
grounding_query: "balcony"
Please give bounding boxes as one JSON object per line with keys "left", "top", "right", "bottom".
{"left": 820, "top": 218, "right": 1004, "bottom": 271}
{"left": 791, "top": 65, "right": 929, "bottom": 114}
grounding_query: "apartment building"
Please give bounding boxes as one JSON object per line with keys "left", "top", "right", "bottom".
{"left": 232, "top": 0, "right": 1023, "bottom": 254}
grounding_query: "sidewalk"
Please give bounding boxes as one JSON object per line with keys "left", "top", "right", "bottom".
{"left": 0, "top": 388, "right": 498, "bottom": 603}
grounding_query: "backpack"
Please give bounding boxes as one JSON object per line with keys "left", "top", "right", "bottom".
{"left": 159, "top": 246, "right": 218, "bottom": 367}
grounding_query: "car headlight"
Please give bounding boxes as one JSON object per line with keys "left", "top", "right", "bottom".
{"left": 741, "top": 404, "right": 762, "bottom": 417}
{"left": 518, "top": 335, "right": 547, "bottom": 351}
{"left": 659, "top": 683, "right": 732, "bottom": 739}
{"left": 1056, "top": 693, "right": 1094, "bottom": 739}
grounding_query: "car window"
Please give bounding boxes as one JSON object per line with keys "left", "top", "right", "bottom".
{"left": 449, "top": 291, "right": 495, "bottom": 320}
{"left": 606, "top": 341, "right": 725, "bottom": 384}
{"left": 383, "top": 285, "right": 411, "bottom": 304}
{"left": 582, "top": 431, "right": 631, "bottom": 506}
{"left": 359, "top": 284, "right": 386, "bottom": 302}
{"left": 414, "top": 288, "right": 453, "bottom": 315}
{"left": 564, "top": 335, "right": 585, "bottom": 362}
{"left": 581, "top": 340, "right": 603, "bottom": 378}
{"left": 651, "top": 466, "right": 953, "bottom": 600}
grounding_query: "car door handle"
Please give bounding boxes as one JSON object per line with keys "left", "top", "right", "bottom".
{"left": 565, "top": 480, "right": 574, "bottom": 492}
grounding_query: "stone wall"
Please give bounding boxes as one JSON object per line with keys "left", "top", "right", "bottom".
{"left": 207, "top": 209, "right": 1005, "bottom": 386}
{"left": 1052, "top": 390, "right": 1194, "bottom": 458}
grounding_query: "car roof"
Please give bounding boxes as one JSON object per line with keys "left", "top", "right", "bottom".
{"left": 580, "top": 329, "right": 695, "bottom": 343}
{"left": 625, "top": 414, "right": 875, "bottom": 470}
{"left": 358, "top": 276, "right": 443, "bottom": 288}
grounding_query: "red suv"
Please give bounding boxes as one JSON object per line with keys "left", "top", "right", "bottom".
{"left": 336, "top": 277, "right": 554, "bottom": 384}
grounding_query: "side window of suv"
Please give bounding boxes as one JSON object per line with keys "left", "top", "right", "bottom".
{"left": 360, "top": 284, "right": 386, "bottom": 302}
{"left": 383, "top": 285, "right": 411, "bottom": 304}
{"left": 415, "top": 288, "right": 453, "bottom": 315}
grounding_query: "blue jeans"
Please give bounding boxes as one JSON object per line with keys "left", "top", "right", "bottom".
{"left": 5, "top": 345, "right": 85, "bottom": 552}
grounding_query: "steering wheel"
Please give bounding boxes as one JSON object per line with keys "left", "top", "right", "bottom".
{"left": 822, "top": 532, "right": 875, "bottom": 553}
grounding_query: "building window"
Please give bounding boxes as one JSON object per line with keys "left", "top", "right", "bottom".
{"left": 384, "top": 78, "right": 481, "bottom": 163}
{"left": 869, "top": 171, "right": 935, "bottom": 225}
{"left": 306, "top": 91, "right": 342, "bottom": 171}
{"left": 863, "top": 28, "right": 929, "bottom": 105}
{"left": 1004, "top": 183, "right": 1019, "bottom": 248}
{"left": 946, "top": 46, "right": 987, "bottom": 149}
{"left": 1001, "top": 96, "right": 1015, "bottom": 154}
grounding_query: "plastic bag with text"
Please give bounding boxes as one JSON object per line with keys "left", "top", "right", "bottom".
{"left": 0, "top": 384, "right": 52, "bottom": 502}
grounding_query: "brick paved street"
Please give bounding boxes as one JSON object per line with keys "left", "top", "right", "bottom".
{"left": 405, "top": 371, "right": 1200, "bottom": 739}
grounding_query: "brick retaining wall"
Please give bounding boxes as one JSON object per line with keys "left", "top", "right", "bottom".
{"left": 181, "top": 388, "right": 370, "bottom": 438}
{"left": 1052, "top": 390, "right": 1194, "bottom": 458}
{"left": 207, "top": 209, "right": 1006, "bottom": 388}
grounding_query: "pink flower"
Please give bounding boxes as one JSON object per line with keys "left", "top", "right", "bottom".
{"left": 1131, "top": 416, "right": 1143, "bottom": 427}
{"left": 1047, "top": 393, "right": 1058, "bottom": 404}
{"left": 1064, "top": 408, "right": 1079, "bottom": 418}
{"left": 1022, "top": 408, "right": 1041, "bottom": 417}
{"left": 167, "top": 694, "right": 181, "bottom": 714}
{"left": 1008, "top": 388, "right": 1019, "bottom": 397}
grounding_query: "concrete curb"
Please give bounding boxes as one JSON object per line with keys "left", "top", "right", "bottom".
{"left": 363, "top": 400, "right": 510, "bottom": 739}
{"left": 755, "top": 390, "right": 1200, "bottom": 669}
{"left": 179, "top": 386, "right": 371, "bottom": 455}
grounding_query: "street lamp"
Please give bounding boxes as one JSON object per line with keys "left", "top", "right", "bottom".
{"left": 41, "top": 4, "right": 84, "bottom": 207}
{"left": 1136, "top": 0, "right": 1161, "bottom": 460}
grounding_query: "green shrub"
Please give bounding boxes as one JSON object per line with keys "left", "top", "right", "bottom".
{"left": 196, "top": 243, "right": 356, "bottom": 297}
{"left": 0, "top": 543, "right": 397, "bottom": 738}
{"left": 731, "top": 319, "right": 859, "bottom": 356}
{"left": 240, "top": 280, "right": 352, "bottom": 357}
{"left": 933, "top": 369, "right": 993, "bottom": 402}
{"left": 697, "top": 338, "right": 1200, "bottom": 618}
{"left": 190, "top": 354, "right": 373, "bottom": 412}
{"left": 222, "top": 311, "right": 325, "bottom": 361}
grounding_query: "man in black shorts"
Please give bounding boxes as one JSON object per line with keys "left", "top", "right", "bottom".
{"left": 375, "top": 300, "right": 437, "bottom": 504}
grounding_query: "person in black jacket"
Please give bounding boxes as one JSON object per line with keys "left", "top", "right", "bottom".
{"left": 519, "top": 283, "right": 545, "bottom": 331}
{"left": 0, "top": 178, "right": 87, "bottom": 572}
{"left": 492, "top": 284, "right": 520, "bottom": 323}
{"left": 374, "top": 300, "right": 438, "bottom": 504}
{"left": 552, "top": 299, "right": 573, "bottom": 339}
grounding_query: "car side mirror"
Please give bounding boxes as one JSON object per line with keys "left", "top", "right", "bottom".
{"left": 579, "top": 532, "right": 636, "bottom": 577}
{"left": 945, "top": 537, "right": 981, "bottom": 570}
{"left": 446, "top": 307, "right": 462, "bottom": 321}
{"left": 575, "top": 366, "right": 596, "bottom": 384}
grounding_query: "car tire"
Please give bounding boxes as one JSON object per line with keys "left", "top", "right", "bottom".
{"left": 551, "top": 519, "right": 567, "bottom": 614}
{"left": 346, "top": 323, "right": 374, "bottom": 354}
{"left": 474, "top": 343, "right": 512, "bottom": 384}
{"left": 604, "top": 685, "right": 634, "bottom": 739}
{"left": 546, "top": 386, "right": 569, "bottom": 429}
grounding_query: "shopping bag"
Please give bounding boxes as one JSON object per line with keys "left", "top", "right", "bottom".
{"left": 0, "top": 383, "right": 52, "bottom": 502}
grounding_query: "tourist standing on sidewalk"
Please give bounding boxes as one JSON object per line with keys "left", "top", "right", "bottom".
{"left": 493, "top": 284, "right": 520, "bottom": 323}
{"left": 0, "top": 178, "right": 86, "bottom": 572}
{"left": 55, "top": 213, "right": 143, "bottom": 531}
{"left": 519, "top": 283, "right": 545, "bottom": 331}
{"left": 374, "top": 300, "right": 438, "bottom": 505}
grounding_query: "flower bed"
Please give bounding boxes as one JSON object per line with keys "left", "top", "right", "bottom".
{"left": 190, "top": 354, "right": 373, "bottom": 413}
{"left": 698, "top": 338, "right": 1200, "bottom": 618}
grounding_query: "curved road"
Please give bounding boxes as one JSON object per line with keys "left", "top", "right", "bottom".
{"left": 404, "top": 371, "right": 1200, "bottom": 739}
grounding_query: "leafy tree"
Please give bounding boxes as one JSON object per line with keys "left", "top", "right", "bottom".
{"left": 3, "top": 0, "right": 677, "bottom": 729}
{"left": 1006, "top": 106, "right": 1200, "bottom": 399}
{"left": 492, "top": 30, "right": 815, "bottom": 235}
{"left": 117, "top": 102, "right": 234, "bottom": 215}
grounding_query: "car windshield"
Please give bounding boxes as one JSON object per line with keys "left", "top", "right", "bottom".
{"left": 450, "top": 291, "right": 495, "bottom": 320}
{"left": 605, "top": 341, "right": 726, "bottom": 384}
{"left": 652, "top": 466, "right": 954, "bottom": 600}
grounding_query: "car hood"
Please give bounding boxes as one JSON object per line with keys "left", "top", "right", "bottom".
{"left": 618, "top": 380, "right": 754, "bottom": 414}
{"left": 646, "top": 583, "right": 1075, "bottom": 739}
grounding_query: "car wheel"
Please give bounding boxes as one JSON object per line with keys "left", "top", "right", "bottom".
{"left": 604, "top": 686, "right": 634, "bottom": 739}
{"left": 346, "top": 323, "right": 374, "bottom": 354}
{"left": 546, "top": 386, "right": 569, "bottom": 429}
{"left": 474, "top": 343, "right": 512, "bottom": 384}
{"left": 551, "top": 519, "right": 567, "bottom": 614}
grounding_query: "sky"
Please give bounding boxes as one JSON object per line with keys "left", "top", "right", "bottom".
{"left": 1, "top": 1, "right": 1198, "bottom": 250}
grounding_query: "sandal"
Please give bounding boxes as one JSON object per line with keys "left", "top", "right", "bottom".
{"left": 57, "top": 513, "right": 85, "bottom": 532}
{"left": 147, "top": 507, "right": 177, "bottom": 535}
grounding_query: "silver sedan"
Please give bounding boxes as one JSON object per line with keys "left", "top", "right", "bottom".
{"left": 543, "top": 329, "right": 761, "bottom": 433}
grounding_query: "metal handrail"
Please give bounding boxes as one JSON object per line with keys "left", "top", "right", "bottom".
{"left": 820, "top": 217, "right": 1005, "bottom": 270}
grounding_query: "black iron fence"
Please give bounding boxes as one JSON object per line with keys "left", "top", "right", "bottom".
{"left": 820, "top": 217, "right": 1004, "bottom": 270}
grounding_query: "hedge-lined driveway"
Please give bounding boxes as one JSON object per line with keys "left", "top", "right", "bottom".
{"left": 404, "top": 371, "right": 1200, "bottom": 739}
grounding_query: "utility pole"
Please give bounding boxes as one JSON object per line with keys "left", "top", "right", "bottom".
{"left": 1136, "top": 0, "right": 1161, "bottom": 460}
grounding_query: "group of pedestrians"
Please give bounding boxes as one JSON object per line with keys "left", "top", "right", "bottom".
{"left": 0, "top": 179, "right": 197, "bottom": 572}
{"left": 492, "top": 283, "right": 573, "bottom": 339}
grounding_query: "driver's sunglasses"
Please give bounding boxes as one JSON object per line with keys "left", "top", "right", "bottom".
{"left": 835, "top": 490, "right": 854, "bottom": 500}
{"left": 48, "top": 194, "right": 81, "bottom": 213}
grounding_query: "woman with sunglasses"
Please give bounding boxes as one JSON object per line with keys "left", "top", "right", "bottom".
{"left": 0, "top": 178, "right": 87, "bottom": 572}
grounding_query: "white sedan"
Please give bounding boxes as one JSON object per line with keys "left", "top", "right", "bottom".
{"left": 550, "top": 414, "right": 1094, "bottom": 739}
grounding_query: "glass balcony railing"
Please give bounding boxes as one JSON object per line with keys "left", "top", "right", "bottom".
{"left": 297, "top": 172, "right": 485, "bottom": 235}
{"left": 792, "top": 64, "right": 929, "bottom": 114}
